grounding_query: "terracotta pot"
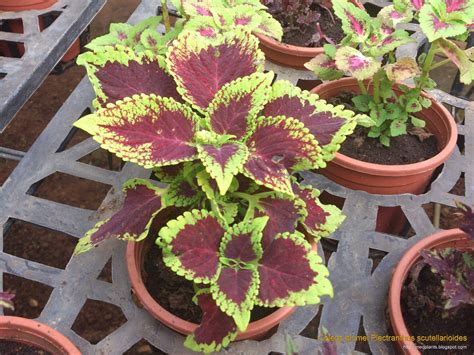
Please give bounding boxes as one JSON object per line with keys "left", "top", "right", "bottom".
{"left": 126, "top": 236, "right": 295, "bottom": 340}
{"left": 0, "top": 316, "right": 80, "bottom": 354}
{"left": 312, "top": 77, "right": 457, "bottom": 195}
{"left": 255, "top": 0, "right": 364, "bottom": 69}
{"left": 0, "top": 0, "right": 57, "bottom": 11}
{"left": 388, "top": 229, "right": 472, "bottom": 354}
{"left": 312, "top": 77, "right": 457, "bottom": 234}
{"left": 0, "top": 1, "right": 80, "bottom": 63}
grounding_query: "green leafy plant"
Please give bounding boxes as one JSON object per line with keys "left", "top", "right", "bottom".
{"left": 305, "top": 0, "right": 474, "bottom": 146}
{"left": 73, "top": 17, "right": 358, "bottom": 352}
{"left": 171, "top": 0, "right": 283, "bottom": 40}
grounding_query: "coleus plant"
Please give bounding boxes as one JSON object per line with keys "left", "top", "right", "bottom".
{"left": 305, "top": 0, "right": 474, "bottom": 146}
{"left": 73, "top": 24, "right": 358, "bottom": 351}
{"left": 262, "top": 0, "right": 340, "bottom": 46}
{"left": 171, "top": 0, "right": 283, "bottom": 41}
{"left": 418, "top": 202, "right": 474, "bottom": 314}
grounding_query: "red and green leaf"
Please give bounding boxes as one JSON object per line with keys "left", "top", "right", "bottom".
{"left": 304, "top": 54, "right": 344, "bottom": 81}
{"left": 254, "top": 11, "right": 284, "bottom": 40}
{"left": 74, "top": 179, "right": 166, "bottom": 254}
{"left": 243, "top": 115, "right": 321, "bottom": 195}
{"left": 184, "top": 292, "right": 238, "bottom": 353}
{"left": 377, "top": 5, "right": 413, "bottom": 27}
{"left": 77, "top": 46, "right": 181, "bottom": 108}
{"left": 292, "top": 182, "right": 345, "bottom": 239}
{"left": 0, "top": 292, "right": 14, "bottom": 310}
{"left": 198, "top": 142, "right": 249, "bottom": 195}
{"left": 332, "top": 0, "right": 371, "bottom": 40}
{"left": 335, "top": 47, "right": 381, "bottom": 81}
{"left": 368, "top": 29, "right": 413, "bottom": 57}
{"left": 254, "top": 193, "right": 306, "bottom": 250}
{"left": 437, "top": 39, "right": 474, "bottom": 84}
{"left": 159, "top": 210, "right": 225, "bottom": 283}
{"left": 74, "top": 95, "right": 198, "bottom": 169}
{"left": 455, "top": 201, "right": 474, "bottom": 240}
{"left": 212, "top": 218, "right": 266, "bottom": 330}
{"left": 164, "top": 168, "right": 205, "bottom": 207}
{"left": 167, "top": 29, "right": 264, "bottom": 112}
{"left": 262, "top": 80, "right": 357, "bottom": 163}
{"left": 84, "top": 23, "right": 133, "bottom": 50}
{"left": 205, "top": 72, "right": 273, "bottom": 140}
{"left": 256, "top": 233, "right": 333, "bottom": 307}
{"left": 419, "top": 0, "right": 470, "bottom": 42}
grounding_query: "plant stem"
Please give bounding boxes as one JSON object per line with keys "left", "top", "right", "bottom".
{"left": 417, "top": 41, "right": 438, "bottom": 90}
{"left": 357, "top": 80, "right": 368, "bottom": 95}
{"left": 373, "top": 70, "right": 382, "bottom": 104}
{"left": 429, "top": 58, "right": 450, "bottom": 71}
{"left": 161, "top": 0, "right": 171, "bottom": 33}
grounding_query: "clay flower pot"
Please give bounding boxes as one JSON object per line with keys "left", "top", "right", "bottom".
{"left": 311, "top": 77, "right": 458, "bottom": 196}
{"left": 388, "top": 229, "right": 472, "bottom": 354}
{"left": 0, "top": 0, "right": 57, "bottom": 11}
{"left": 311, "top": 77, "right": 457, "bottom": 233}
{"left": 0, "top": 316, "right": 80, "bottom": 354}
{"left": 255, "top": 0, "right": 364, "bottom": 69}
{"left": 126, "top": 238, "right": 295, "bottom": 340}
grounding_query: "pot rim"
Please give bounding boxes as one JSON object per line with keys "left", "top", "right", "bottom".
{"left": 311, "top": 77, "right": 458, "bottom": 176}
{"left": 126, "top": 240, "right": 295, "bottom": 340}
{"left": 388, "top": 229, "right": 472, "bottom": 354}
{"left": 0, "top": 0, "right": 57, "bottom": 11}
{"left": 0, "top": 316, "right": 80, "bottom": 355}
{"left": 254, "top": 0, "right": 364, "bottom": 57}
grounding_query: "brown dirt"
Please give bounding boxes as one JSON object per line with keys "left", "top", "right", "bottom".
{"left": 143, "top": 243, "right": 276, "bottom": 324}
{"left": 267, "top": 5, "right": 344, "bottom": 47}
{"left": 0, "top": 340, "right": 51, "bottom": 355}
{"left": 328, "top": 92, "right": 439, "bottom": 165}
{"left": 401, "top": 264, "right": 474, "bottom": 353}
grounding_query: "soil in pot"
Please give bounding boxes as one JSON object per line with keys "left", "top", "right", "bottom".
{"left": 327, "top": 91, "right": 439, "bottom": 165}
{"left": 401, "top": 264, "right": 474, "bottom": 350}
{"left": 143, "top": 245, "right": 277, "bottom": 324}
{"left": 265, "top": 3, "right": 344, "bottom": 47}
{"left": 0, "top": 340, "right": 51, "bottom": 355}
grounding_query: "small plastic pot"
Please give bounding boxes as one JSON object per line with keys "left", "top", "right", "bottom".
{"left": 0, "top": 316, "right": 80, "bottom": 354}
{"left": 388, "top": 229, "right": 472, "bottom": 354}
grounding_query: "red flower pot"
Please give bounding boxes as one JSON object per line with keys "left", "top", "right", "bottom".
{"left": 0, "top": 0, "right": 81, "bottom": 63}
{"left": 311, "top": 77, "right": 457, "bottom": 234}
{"left": 126, "top": 237, "right": 295, "bottom": 341}
{"left": 0, "top": 316, "right": 80, "bottom": 354}
{"left": 388, "top": 229, "right": 472, "bottom": 354}
{"left": 0, "top": 0, "right": 57, "bottom": 11}
{"left": 255, "top": 0, "right": 365, "bottom": 69}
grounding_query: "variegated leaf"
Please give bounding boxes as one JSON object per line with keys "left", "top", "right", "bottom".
{"left": 198, "top": 142, "right": 249, "bottom": 195}
{"left": 335, "top": 47, "right": 381, "bottom": 80}
{"left": 205, "top": 72, "right": 273, "bottom": 140}
{"left": 77, "top": 46, "right": 181, "bottom": 108}
{"left": 243, "top": 115, "right": 322, "bottom": 195}
{"left": 262, "top": 80, "right": 357, "bottom": 164}
{"left": 305, "top": 54, "right": 344, "bottom": 81}
{"left": 74, "top": 95, "right": 198, "bottom": 169}
{"left": 74, "top": 179, "right": 166, "bottom": 254}
{"left": 159, "top": 210, "right": 225, "bottom": 283}
{"left": 167, "top": 29, "right": 265, "bottom": 111}
{"left": 212, "top": 218, "right": 267, "bottom": 330}
{"left": 256, "top": 233, "right": 333, "bottom": 307}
